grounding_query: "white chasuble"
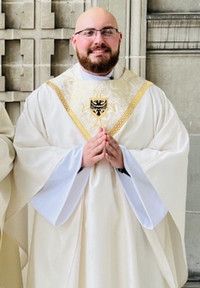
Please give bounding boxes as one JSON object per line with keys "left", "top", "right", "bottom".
{"left": 0, "top": 103, "right": 14, "bottom": 234}
{"left": 0, "top": 103, "right": 23, "bottom": 288}
{"left": 5, "top": 63, "right": 189, "bottom": 288}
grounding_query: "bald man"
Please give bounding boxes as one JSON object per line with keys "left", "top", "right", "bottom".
{"left": 7, "top": 7, "right": 189, "bottom": 288}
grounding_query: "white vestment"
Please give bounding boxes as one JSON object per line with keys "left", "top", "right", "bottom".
{"left": 0, "top": 102, "right": 14, "bottom": 238}
{"left": 5, "top": 64, "right": 189, "bottom": 288}
{"left": 0, "top": 103, "right": 22, "bottom": 288}
{"left": 0, "top": 103, "right": 14, "bottom": 230}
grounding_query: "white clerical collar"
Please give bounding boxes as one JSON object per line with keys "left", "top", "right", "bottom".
{"left": 78, "top": 63, "right": 114, "bottom": 81}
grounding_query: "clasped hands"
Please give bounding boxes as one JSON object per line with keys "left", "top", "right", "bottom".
{"left": 81, "top": 127, "right": 124, "bottom": 169}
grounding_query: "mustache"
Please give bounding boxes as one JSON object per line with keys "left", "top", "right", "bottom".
{"left": 88, "top": 44, "right": 111, "bottom": 54}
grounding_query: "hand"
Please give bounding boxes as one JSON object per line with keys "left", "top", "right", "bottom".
{"left": 81, "top": 127, "right": 108, "bottom": 167}
{"left": 104, "top": 133, "right": 124, "bottom": 169}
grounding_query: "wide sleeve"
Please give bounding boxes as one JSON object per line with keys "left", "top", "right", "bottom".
{"left": 6, "top": 86, "right": 77, "bottom": 219}
{"left": 116, "top": 147, "right": 168, "bottom": 229}
{"left": 30, "top": 147, "right": 90, "bottom": 226}
{"left": 127, "top": 85, "right": 189, "bottom": 237}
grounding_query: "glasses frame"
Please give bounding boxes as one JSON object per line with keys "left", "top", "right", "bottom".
{"left": 75, "top": 27, "right": 119, "bottom": 37}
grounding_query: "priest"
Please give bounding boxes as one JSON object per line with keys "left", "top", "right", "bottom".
{"left": 6, "top": 7, "right": 189, "bottom": 288}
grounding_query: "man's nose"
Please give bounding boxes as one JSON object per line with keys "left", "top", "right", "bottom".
{"left": 93, "top": 31, "right": 104, "bottom": 43}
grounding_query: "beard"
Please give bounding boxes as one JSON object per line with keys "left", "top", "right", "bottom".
{"left": 76, "top": 44, "right": 120, "bottom": 74}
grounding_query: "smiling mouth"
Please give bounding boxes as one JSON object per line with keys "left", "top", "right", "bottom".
{"left": 89, "top": 45, "right": 111, "bottom": 55}
{"left": 91, "top": 49, "right": 109, "bottom": 55}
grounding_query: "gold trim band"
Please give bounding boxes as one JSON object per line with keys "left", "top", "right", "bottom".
{"left": 47, "top": 80, "right": 91, "bottom": 140}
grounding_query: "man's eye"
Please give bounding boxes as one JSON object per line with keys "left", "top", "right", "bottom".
{"left": 84, "top": 30, "right": 95, "bottom": 37}
{"left": 102, "top": 29, "right": 112, "bottom": 36}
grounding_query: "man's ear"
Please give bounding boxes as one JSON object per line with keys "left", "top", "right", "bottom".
{"left": 118, "top": 32, "right": 122, "bottom": 43}
{"left": 71, "top": 35, "right": 76, "bottom": 50}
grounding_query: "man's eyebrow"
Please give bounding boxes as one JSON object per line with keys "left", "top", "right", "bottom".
{"left": 101, "top": 26, "right": 117, "bottom": 29}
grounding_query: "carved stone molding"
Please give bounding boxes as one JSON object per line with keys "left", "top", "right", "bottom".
{"left": 20, "top": 39, "right": 34, "bottom": 91}
{"left": 147, "top": 13, "right": 200, "bottom": 50}
{"left": 0, "top": 39, "right": 5, "bottom": 91}
{"left": 0, "top": 0, "right": 34, "bottom": 29}
{"left": 127, "top": 0, "right": 147, "bottom": 77}
{"left": 0, "top": 0, "right": 5, "bottom": 29}
{"left": 41, "top": 0, "right": 55, "bottom": 29}
{"left": 40, "top": 39, "right": 54, "bottom": 83}
{"left": 21, "top": 1, "right": 34, "bottom": 29}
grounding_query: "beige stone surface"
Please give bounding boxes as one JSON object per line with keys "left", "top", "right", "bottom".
{"left": 148, "top": 0, "right": 200, "bottom": 13}
{"left": 146, "top": 3, "right": 200, "bottom": 281}
{"left": 146, "top": 52, "right": 200, "bottom": 134}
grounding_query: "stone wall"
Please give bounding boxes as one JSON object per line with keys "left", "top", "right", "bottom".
{"left": 147, "top": 0, "right": 200, "bottom": 281}
{"left": 0, "top": 0, "right": 83, "bottom": 123}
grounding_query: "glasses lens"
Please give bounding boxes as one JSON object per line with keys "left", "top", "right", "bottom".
{"left": 82, "top": 29, "right": 96, "bottom": 37}
{"left": 101, "top": 28, "right": 114, "bottom": 37}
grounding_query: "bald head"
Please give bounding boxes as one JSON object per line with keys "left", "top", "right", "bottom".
{"left": 75, "top": 7, "right": 119, "bottom": 33}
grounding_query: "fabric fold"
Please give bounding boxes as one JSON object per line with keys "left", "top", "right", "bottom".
{"left": 31, "top": 146, "right": 90, "bottom": 226}
{"left": 117, "top": 145, "right": 168, "bottom": 229}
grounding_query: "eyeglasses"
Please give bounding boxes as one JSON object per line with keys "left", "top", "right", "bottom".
{"left": 75, "top": 27, "right": 119, "bottom": 38}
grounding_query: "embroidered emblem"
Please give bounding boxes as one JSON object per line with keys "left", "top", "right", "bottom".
{"left": 90, "top": 98, "right": 108, "bottom": 117}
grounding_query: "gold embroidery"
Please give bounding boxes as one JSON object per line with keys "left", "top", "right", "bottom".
{"left": 109, "top": 81, "right": 153, "bottom": 136}
{"left": 47, "top": 81, "right": 91, "bottom": 140}
{"left": 47, "top": 69, "right": 153, "bottom": 140}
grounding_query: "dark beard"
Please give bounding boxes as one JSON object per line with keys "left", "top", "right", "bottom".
{"left": 76, "top": 44, "right": 120, "bottom": 74}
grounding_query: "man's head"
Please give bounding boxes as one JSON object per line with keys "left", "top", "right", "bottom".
{"left": 71, "top": 7, "right": 122, "bottom": 75}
